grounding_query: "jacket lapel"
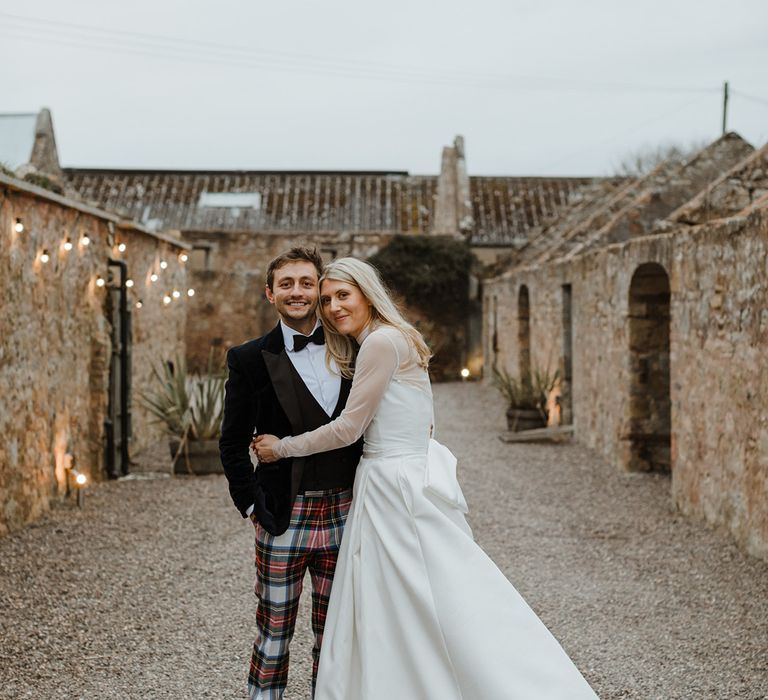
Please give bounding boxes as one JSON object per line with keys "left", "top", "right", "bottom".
{"left": 261, "top": 324, "right": 307, "bottom": 501}
{"left": 262, "top": 348, "right": 305, "bottom": 436}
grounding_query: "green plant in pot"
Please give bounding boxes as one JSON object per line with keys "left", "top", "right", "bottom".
{"left": 140, "top": 351, "right": 226, "bottom": 474}
{"left": 492, "top": 365, "right": 559, "bottom": 432}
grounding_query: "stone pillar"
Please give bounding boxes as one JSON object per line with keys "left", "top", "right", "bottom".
{"left": 433, "top": 136, "right": 473, "bottom": 237}
{"left": 28, "top": 108, "right": 63, "bottom": 181}
{"left": 454, "top": 136, "right": 473, "bottom": 234}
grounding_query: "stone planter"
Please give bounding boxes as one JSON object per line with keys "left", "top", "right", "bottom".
{"left": 506, "top": 407, "right": 546, "bottom": 432}
{"left": 169, "top": 438, "right": 222, "bottom": 475}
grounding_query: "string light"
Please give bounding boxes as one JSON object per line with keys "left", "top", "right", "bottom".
{"left": 14, "top": 217, "right": 24, "bottom": 233}
{"left": 68, "top": 466, "right": 87, "bottom": 508}
{"left": 117, "top": 242, "right": 127, "bottom": 253}
{"left": 172, "top": 289, "right": 181, "bottom": 299}
{"left": 81, "top": 234, "right": 91, "bottom": 246}
{"left": 460, "top": 368, "right": 470, "bottom": 379}
{"left": 125, "top": 279, "right": 134, "bottom": 288}
{"left": 64, "top": 459, "right": 88, "bottom": 506}
{"left": 40, "top": 249, "right": 50, "bottom": 264}
{"left": 163, "top": 295, "right": 172, "bottom": 305}
{"left": 150, "top": 273, "right": 158, "bottom": 282}
{"left": 96, "top": 276, "right": 105, "bottom": 287}
{"left": 159, "top": 260, "right": 168, "bottom": 270}
{"left": 179, "top": 252, "right": 188, "bottom": 263}
{"left": 187, "top": 288, "right": 195, "bottom": 297}
{"left": 63, "top": 237, "right": 73, "bottom": 251}
{"left": 136, "top": 300, "right": 143, "bottom": 309}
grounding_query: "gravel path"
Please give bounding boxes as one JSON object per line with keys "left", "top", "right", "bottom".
{"left": 1, "top": 383, "right": 766, "bottom": 699}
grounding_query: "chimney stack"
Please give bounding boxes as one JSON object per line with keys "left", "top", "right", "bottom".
{"left": 432, "top": 135, "right": 473, "bottom": 238}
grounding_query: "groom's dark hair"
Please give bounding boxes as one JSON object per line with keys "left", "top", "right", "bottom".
{"left": 266, "top": 246, "right": 324, "bottom": 289}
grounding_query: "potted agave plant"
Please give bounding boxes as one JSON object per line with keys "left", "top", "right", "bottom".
{"left": 492, "top": 365, "right": 559, "bottom": 432}
{"left": 140, "top": 351, "right": 226, "bottom": 474}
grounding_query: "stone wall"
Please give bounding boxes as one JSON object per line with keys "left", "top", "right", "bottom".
{"left": 670, "top": 210, "right": 768, "bottom": 558}
{"left": 0, "top": 176, "right": 187, "bottom": 536}
{"left": 181, "top": 227, "right": 475, "bottom": 380}
{"left": 183, "top": 229, "right": 396, "bottom": 369}
{"left": 119, "top": 228, "right": 188, "bottom": 452}
{"left": 483, "top": 206, "right": 768, "bottom": 558}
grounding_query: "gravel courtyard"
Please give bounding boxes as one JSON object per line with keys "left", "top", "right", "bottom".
{"left": 1, "top": 382, "right": 766, "bottom": 699}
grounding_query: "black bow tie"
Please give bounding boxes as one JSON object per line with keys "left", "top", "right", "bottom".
{"left": 292, "top": 326, "right": 325, "bottom": 352}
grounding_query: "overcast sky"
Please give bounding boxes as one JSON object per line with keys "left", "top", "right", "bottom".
{"left": 2, "top": 0, "right": 767, "bottom": 176}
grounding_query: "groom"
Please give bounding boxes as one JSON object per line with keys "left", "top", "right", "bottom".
{"left": 219, "top": 246, "right": 362, "bottom": 699}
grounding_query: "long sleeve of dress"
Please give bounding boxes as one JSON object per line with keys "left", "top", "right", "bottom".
{"left": 272, "top": 328, "right": 403, "bottom": 459}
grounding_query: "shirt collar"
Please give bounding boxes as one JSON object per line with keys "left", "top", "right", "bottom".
{"left": 281, "top": 319, "right": 322, "bottom": 353}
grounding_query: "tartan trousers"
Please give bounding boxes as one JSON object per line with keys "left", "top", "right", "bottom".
{"left": 248, "top": 488, "right": 352, "bottom": 700}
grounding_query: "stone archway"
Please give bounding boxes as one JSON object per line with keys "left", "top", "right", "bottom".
{"left": 626, "top": 263, "right": 671, "bottom": 472}
{"left": 518, "top": 285, "right": 531, "bottom": 381}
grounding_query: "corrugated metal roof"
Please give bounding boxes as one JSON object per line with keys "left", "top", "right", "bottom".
{"left": 64, "top": 167, "right": 596, "bottom": 244}
{"left": 65, "top": 169, "right": 438, "bottom": 234}
{"left": 469, "top": 176, "right": 594, "bottom": 247}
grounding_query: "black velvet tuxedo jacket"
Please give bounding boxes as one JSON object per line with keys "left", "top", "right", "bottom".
{"left": 219, "top": 322, "right": 357, "bottom": 535}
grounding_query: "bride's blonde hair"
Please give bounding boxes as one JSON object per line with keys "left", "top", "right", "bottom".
{"left": 319, "top": 258, "right": 431, "bottom": 379}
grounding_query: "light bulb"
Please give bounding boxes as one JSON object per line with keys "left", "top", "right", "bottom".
{"left": 163, "top": 295, "right": 171, "bottom": 305}
{"left": 81, "top": 234, "right": 91, "bottom": 246}
{"left": 187, "top": 288, "right": 195, "bottom": 297}
{"left": 136, "top": 300, "right": 143, "bottom": 309}
{"left": 460, "top": 368, "right": 470, "bottom": 378}
{"left": 96, "top": 276, "right": 105, "bottom": 287}
{"left": 125, "top": 279, "right": 134, "bottom": 288}
{"left": 40, "top": 249, "right": 50, "bottom": 264}
{"left": 75, "top": 473, "right": 87, "bottom": 486}
{"left": 150, "top": 273, "right": 158, "bottom": 282}
{"left": 179, "top": 253, "right": 188, "bottom": 263}
{"left": 63, "top": 237, "right": 73, "bottom": 251}
{"left": 14, "top": 218, "right": 24, "bottom": 233}
{"left": 172, "top": 290, "right": 181, "bottom": 299}
{"left": 118, "top": 242, "right": 127, "bottom": 252}
{"left": 159, "top": 260, "right": 168, "bottom": 270}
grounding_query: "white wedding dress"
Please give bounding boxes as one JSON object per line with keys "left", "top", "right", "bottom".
{"left": 273, "top": 325, "right": 598, "bottom": 699}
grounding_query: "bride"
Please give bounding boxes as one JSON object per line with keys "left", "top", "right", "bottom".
{"left": 254, "top": 258, "right": 598, "bottom": 700}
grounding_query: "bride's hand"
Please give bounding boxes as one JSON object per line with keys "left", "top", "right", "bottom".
{"left": 254, "top": 434, "right": 280, "bottom": 463}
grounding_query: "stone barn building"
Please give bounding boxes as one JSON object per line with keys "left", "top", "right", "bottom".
{"left": 62, "top": 130, "right": 595, "bottom": 375}
{"left": 1, "top": 109, "right": 601, "bottom": 535}
{"left": 483, "top": 133, "right": 768, "bottom": 559}
{"left": 0, "top": 169, "right": 190, "bottom": 536}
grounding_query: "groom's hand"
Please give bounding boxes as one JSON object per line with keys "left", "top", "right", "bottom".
{"left": 254, "top": 434, "right": 280, "bottom": 463}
